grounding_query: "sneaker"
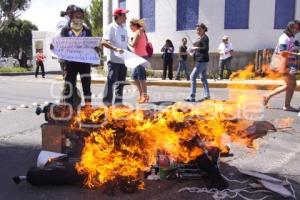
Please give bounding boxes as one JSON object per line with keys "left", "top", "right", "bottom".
{"left": 197, "top": 97, "right": 210, "bottom": 102}
{"left": 184, "top": 97, "right": 195, "bottom": 102}
{"left": 282, "top": 106, "right": 299, "bottom": 112}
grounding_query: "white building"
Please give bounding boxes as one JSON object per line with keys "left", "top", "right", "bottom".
{"left": 103, "top": 0, "right": 300, "bottom": 53}
{"left": 32, "top": 31, "right": 60, "bottom": 71}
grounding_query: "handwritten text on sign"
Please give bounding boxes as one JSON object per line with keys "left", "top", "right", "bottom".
{"left": 52, "top": 37, "right": 101, "bottom": 64}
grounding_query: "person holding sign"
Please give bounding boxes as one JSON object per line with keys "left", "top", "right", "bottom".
{"left": 102, "top": 8, "right": 129, "bottom": 106}
{"left": 61, "top": 6, "right": 92, "bottom": 108}
{"left": 263, "top": 20, "right": 300, "bottom": 112}
{"left": 129, "top": 18, "right": 149, "bottom": 104}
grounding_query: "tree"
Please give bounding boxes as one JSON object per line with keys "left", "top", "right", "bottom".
{"left": 0, "top": 0, "right": 31, "bottom": 30}
{"left": 88, "top": 0, "right": 102, "bottom": 36}
{"left": 0, "top": 19, "right": 37, "bottom": 56}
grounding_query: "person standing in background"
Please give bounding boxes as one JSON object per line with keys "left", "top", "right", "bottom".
{"left": 175, "top": 37, "right": 189, "bottom": 81}
{"left": 161, "top": 39, "right": 174, "bottom": 80}
{"left": 184, "top": 23, "right": 210, "bottom": 102}
{"left": 18, "top": 48, "right": 27, "bottom": 68}
{"left": 217, "top": 36, "right": 233, "bottom": 79}
{"left": 129, "top": 18, "right": 150, "bottom": 103}
{"left": 35, "top": 49, "right": 45, "bottom": 78}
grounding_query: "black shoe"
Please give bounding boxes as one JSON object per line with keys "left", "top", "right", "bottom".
{"left": 184, "top": 97, "right": 195, "bottom": 102}
{"left": 175, "top": 77, "right": 180, "bottom": 80}
{"left": 42, "top": 76, "right": 45, "bottom": 78}
{"left": 197, "top": 97, "right": 210, "bottom": 102}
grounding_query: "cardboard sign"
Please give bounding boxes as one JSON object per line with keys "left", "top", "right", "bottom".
{"left": 51, "top": 37, "right": 101, "bottom": 64}
{"left": 115, "top": 50, "right": 151, "bottom": 69}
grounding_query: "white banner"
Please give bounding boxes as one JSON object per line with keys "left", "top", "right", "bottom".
{"left": 51, "top": 37, "right": 101, "bottom": 64}
{"left": 115, "top": 50, "right": 151, "bottom": 69}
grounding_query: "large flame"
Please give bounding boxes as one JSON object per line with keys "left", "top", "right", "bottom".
{"left": 72, "top": 90, "right": 266, "bottom": 188}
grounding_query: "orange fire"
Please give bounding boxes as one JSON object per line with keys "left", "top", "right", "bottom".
{"left": 72, "top": 91, "right": 266, "bottom": 188}
{"left": 230, "top": 62, "right": 284, "bottom": 81}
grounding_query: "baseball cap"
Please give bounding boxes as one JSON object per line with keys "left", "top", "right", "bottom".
{"left": 222, "top": 35, "right": 229, "bottom": 40}
{"left": 113, "top": 8, "right": 129, "bottom": 16}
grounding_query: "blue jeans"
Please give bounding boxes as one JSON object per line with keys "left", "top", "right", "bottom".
{"left": 189, "top": 62, "right": 210, "bottom": 98}
{"left": 175, "top": 60, "right": 189, "bottom": 79}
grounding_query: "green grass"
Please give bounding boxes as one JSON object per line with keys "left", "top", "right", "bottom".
{"left": 0, "top": 67, "right": 33, "bottom": 73}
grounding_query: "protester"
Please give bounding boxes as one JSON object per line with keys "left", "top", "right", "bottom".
{"left": 18, "top": 48, "right": 27, "bottom": 68}
{"left": 61, "top": 6, "right": 92, "bottom": 108}
{"left": 175, "top": 37, "right": 189, "bottom": 81}
{"left": 184, "top": 23, "right": 210, "bottom": 102}
{"left": 102, "top": 8, "right": 129, "bottom": 106}
{"left": 217, "top": 35, "right": 233, "bottom": 79}
{"left": 263, "top": 20, "right": 300, "bottom": 111}
{"left": 161, "top": 39, "right": 174, "bottom": 80}
{"left": 35, "top": 49, "right": 45, "bottom": 78}
{"left": 128, "top": 18, "right": 150, "bottom": 103}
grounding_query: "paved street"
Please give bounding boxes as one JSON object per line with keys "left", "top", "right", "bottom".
{"left": 1, "top": 75, "right": 300, "bottom": 199}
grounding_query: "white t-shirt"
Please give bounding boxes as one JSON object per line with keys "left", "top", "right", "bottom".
{"left": 56, "top": 16, "right": 70, "bottom": 37}
{"left": 274, "top": 33, "right": 296, "bottom": 53}
{"left": 103, "top": 21, "right": 128, "bottom": 64}
{"left": 218, "top": 42, "right": 234, "bottom": 60}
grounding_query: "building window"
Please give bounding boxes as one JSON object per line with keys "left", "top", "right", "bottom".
{"left": 119, "top": 0, "right": 126, "bottom": 9}
{"left": 274, "top": 0, "right": 295, "bottom": 29}
{"left": 140, "top": 0, "right": 155, "bottom": 32}
{"left": 224, "top": 0, "right": 249, "bottom": 29}
{"left": 177, "top": 0, "right": 199, "bottom": 31}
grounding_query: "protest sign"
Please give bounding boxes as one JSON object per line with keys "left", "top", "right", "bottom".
{"left": 51, "top": 37, "right": 101, "bottom": 64}
{"left": 115, "top": 50, "right": 151, "bottom": 69}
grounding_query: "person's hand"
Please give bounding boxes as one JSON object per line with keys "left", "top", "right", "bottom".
{"left": 115, "top": 48, "right": 124, "bottom": 54}
{"left": 94, "top": 46, "right": 101, "bottom": 53}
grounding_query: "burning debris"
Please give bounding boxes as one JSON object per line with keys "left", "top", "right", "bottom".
{"left": 14, "top": 96, "right": 280, "bottom": 194}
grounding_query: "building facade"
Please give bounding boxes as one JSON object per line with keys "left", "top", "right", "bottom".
{"left": 103, "top": 0, "right": 300, "bottom": 53}
{"left": 32, "top": 31, "right": 61, "bottom": 71}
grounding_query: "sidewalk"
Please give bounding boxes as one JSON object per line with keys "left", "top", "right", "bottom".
{"left": 71, "top": 75, "right": 300, "bottom": 91}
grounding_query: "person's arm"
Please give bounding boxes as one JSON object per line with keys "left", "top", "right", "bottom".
{"left": 101, "top": 25, "right": 124, "bottom": 54}
{"left": 128, "top": 29, "right": 141, "bottom": 47}
{"left": 161, "top": 45, "right": 166, "bottom": 52}
{"left": 217, "top": 43, "right": 224, "bottom": 55}
{"left": 198, "top": 36, "right": 209, "bottom": 52}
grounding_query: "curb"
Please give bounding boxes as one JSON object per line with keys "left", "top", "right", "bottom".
{"left": 0, "top": 71, "right": 62, "bottom": 76}
{"left": 55, "top": 76, "right": 300, "bottom": 91}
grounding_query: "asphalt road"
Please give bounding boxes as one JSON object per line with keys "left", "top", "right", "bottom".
{"left": 1, "top": 75, "right": 300, "bottom": 200}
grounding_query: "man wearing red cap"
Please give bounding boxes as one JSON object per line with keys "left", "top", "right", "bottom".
{"left": 102, "top": 8, "right": 129, "bottom": 106}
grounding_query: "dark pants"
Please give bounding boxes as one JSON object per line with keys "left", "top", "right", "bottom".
{"left": 219, "top": 57, "right": 232, "bottom": 79}
{"left": 163, "top": 59, "right": 173, "bottom": 80}
{"left": 103, "top": 62, "right": 127, "bottom": 106}
{"left": 63, "top": 61, "right": 91, "bottom": 106}
{"left": 175, "top": 60, "right": 189, "bottom": 80}
{"left": 35, "top": 61, "right": 45, "bottom": 77}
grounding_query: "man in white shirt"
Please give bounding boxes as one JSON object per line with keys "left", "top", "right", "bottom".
{"left": 102, "top": 8, "right": 129, "bottom": 106}
{"left": 217, "top": 36, "right": 234, "bottom": 79}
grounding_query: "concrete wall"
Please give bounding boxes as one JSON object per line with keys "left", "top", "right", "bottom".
{"left": 103, "top": 0, "right": 300, "bottom": 53}
{"left": 148, "top": 52, "right": 256, "bottom": 74}
{"left": 32, "top": 31, "right": 60, "bottom": 71}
